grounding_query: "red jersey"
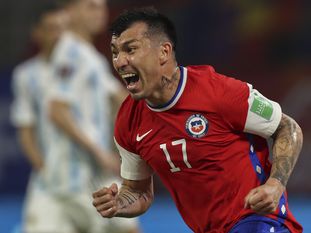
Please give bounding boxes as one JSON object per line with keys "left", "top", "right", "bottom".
{"left": 114, "top": 65, "right": 302, "bottom": 233}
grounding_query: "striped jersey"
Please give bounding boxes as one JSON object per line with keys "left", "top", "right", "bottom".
{"left": 11, "top": 32, "right": 121, "bottom": 194}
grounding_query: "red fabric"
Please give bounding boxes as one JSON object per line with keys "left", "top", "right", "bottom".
{"left": 114, "top": 65, "right": 302, "bottom": 233}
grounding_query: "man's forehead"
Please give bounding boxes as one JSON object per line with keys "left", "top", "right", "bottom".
{"left": 111, "top": 22, "right": 148, "bottom": 46}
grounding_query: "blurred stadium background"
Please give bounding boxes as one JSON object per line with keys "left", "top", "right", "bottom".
{"left": 0, "top": 0, "right": 310, "bottom": 232}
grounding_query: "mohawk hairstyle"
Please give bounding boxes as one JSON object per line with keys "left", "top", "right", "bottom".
{"left": 110, "top": 7, "right": 177, "bottom": 51}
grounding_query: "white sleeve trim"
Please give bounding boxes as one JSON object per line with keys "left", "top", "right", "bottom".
{"left": 244, "top": 84, "right": 282, "bottom": 138}
{"left": 114, "top": 138, "right": 153, "bottom": 180}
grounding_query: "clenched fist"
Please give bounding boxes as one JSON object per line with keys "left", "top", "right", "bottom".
{"left": 244, "top": 178, "right": 285, "bottom": 215}
{"left": 92, "top": 183, "right": 119, "bottom": 218}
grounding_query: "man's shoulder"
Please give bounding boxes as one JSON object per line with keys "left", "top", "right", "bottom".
{"left": 186, "top": 64, "right": 243, "bottom": 87}
{"left": 13, "top": 56, "right": 42, "bottom": 80}
{"left": 52, "top": 33, "right": 90, "bottom": 78}
{"left": 52, "top": 32, "right": 86, "bottom": 64}
{"left": 185, "top": 65, "right": 218, "bottom": 84}
{"left": 183, "top": 64, "right": 249, "bottom": 105}
{"left": 185, "top": 64, "right": 222, "bottom": 89}
{"left": 114, "top": 96, "right": 145, "bottom": 146}
{"left": 116, "top": 96, "right": 145, "bottom": 128}
{"left": 54, "top": 32, "right": 104, "bottom": 69}
{"left": 15, "top": 56, "right": 41, "bottom": 71}
{"left": 186, "top": 64, "right": 216, "bottom": 75}
{"left": 57, "top": 32, "right": 80, "bottom": 49}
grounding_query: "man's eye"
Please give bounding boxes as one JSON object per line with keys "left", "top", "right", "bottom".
{"left": 112, "top": 52, "right": 118, "bottom": 59}
{"left": 128, "top": 47, "right": 137, "bottom": 54}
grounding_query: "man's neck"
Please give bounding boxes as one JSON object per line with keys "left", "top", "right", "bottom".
{"left": 146, "top": 65, "right": 181, "bottom": 107}
{"left": 39, "top": 47, "right": 53, "bottom": 61}
{"left": 70, "top": 27, "right": 93, "bottom": 43}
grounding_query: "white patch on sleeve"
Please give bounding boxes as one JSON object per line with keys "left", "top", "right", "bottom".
{"left": 244, "top": 84, "right": 282, "bottom": 138}
{"left": 114, "top": 138, "right": 153, "bottom": 180}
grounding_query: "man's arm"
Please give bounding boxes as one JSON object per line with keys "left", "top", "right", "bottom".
{"left": 270, "top": 114, "right": 303, "bottom": 186}
{"left": 93, "top": 177, "right": 154, "bottom": 218}
{"left": 245, "top": 113, "right": 303, "bottom": 214}
{"left": 18, "top": 126, "right": 44, "bottom": 172}
{"left": 49, "top": 100, "right": 120, "bottom": 174}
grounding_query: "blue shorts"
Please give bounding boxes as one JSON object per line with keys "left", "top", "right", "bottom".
{"left": 229, "top": 215, "right": 290, "bottom": 233}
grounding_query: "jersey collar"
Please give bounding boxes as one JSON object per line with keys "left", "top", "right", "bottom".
{"left": 147, "top": 66, "right": 187, "bottom": 112}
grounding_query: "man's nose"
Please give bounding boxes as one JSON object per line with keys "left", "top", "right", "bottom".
{"left": 114, "top": 52, "right": 129, "bottom": 69}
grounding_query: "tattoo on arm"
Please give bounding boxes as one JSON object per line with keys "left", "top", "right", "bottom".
{"left": 118, "top": 189, "right": 149, "bottom": 209}
{"left": 271, "top": 114, "right": 303, "bottom": 186}
{"left": 114, "top": 180, "right": 153, "bottom": 217}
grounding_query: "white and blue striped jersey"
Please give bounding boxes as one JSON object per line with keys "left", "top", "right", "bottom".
{"left": 49, "top": 32, "right": 122, "bottom": 194}
{"left": 11, "top": 55, "right": 66, "bottom": 193}
{"left": 11, "top": 32, "right": 122, "bottom": 195}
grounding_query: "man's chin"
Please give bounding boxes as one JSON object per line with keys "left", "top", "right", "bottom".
{"left": 130, "top": 92, "right": 144, "bottom": 101}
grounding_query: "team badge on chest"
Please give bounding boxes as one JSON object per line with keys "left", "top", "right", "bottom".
{"left": 185, "top": 114, "right": 209, "bottom": 138}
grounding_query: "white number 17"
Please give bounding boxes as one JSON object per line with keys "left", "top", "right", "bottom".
{"left": 160, "top": 139, "right": 192, "bottom": 173}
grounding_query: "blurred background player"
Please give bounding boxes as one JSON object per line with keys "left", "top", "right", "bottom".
{"left": 10, "top": 3, "right": 70, "bottom": 233}
{"left": 48, "top": 0, "right": 141, "bottom": 232}
{"left": 11, "top": 0, "right": 141, "bottom": 233}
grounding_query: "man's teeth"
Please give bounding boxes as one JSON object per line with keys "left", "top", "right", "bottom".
{"left": 121, "top": 73, "right": 136, "bottom": 78}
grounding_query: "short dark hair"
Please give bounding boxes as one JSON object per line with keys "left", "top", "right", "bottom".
{"left": 110, "top": 7, "right": 177, "bottom": 51}
{"left": 30, "top": 1, "right": 63, "bottom": 27}
{"left": 56, "top": 0, "right": 79, "bottom": 7}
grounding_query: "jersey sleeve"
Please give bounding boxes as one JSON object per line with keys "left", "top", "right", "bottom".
{"left": 213, "top": 71, "right": 281, "bottom": 138}
{"left": 244, "top": 84, "right": 282, "bottom": 138}
{"left": 49, "top": 67, "right": 81, "bottom": 104}
{"left": 10, "top": 66, "right": 36, "bottom": 126}
{"left": 114, "top": 99, "right": 153, "bottom": 180}
{"left": 114, "top": 138, "right": 153, "bottom": 180}
{"left": 214, "top": 72, "right": 250, "bottom": 131}
{"left": 49, "top": 34, "right": 80, "bottom": 103}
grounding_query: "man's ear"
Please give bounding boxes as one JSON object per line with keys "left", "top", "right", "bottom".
{"left": 159, "top": 41, "right": 173, "bottom": 65}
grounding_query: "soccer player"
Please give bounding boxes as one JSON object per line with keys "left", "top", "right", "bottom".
{"left": 10, "top": 4, "right": 69, "bottom": 233}
{"left": 92, "top": 7, "right": 304, "bottom": 233}
{"left": 47, "top": 0, "right": 141, "bottom": 232}
{"left": 11, "top": 1, "right": 140, "bottom": 233}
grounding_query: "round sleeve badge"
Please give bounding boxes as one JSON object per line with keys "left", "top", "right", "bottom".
{"left": 185, "top": 114, "right": 209, "bottom": 138}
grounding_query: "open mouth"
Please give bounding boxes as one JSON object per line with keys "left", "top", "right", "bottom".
{"left": 121, "top": 73, "right": 139, "bottom": 86}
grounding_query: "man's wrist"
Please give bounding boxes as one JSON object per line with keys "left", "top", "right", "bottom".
{"left": 267, "top": 177, "right": 286, "bottom": 190}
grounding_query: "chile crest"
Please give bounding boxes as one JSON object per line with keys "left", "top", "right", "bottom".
{"left": 185, "top": 114, "right": 209, "bottom": 138}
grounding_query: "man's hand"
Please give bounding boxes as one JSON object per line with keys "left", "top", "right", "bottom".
{"left": 93, "top": 178, "right": 154, "bottom": 218}
{"left": 92, "top": 183, "right": 119, "bottom": 218}
{"left": 244, "top": 178, "right": 285, "bottom": 215}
